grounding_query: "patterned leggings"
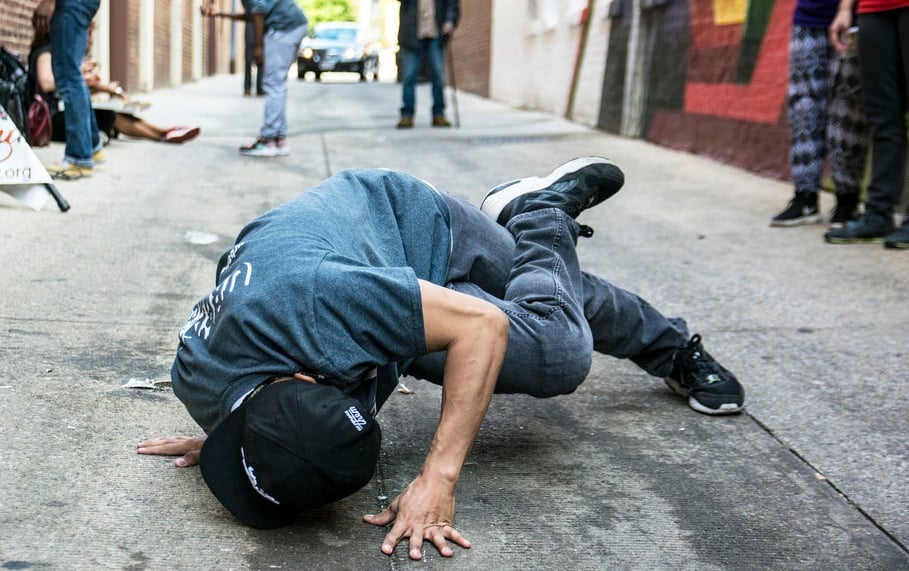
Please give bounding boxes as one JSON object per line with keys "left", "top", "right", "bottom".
{"left": 789, "top": 26, "right": 869, "bottom": 195}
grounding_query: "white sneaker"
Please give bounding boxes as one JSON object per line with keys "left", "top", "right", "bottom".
{"left": 239, "top": 137, "right": 279, "bottom": 157}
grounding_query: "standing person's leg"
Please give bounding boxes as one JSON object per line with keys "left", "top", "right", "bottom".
{"left": 244, "top": 25, "right": 254, "bottom": 95}
{"left": 860, "top": 10, "right": 908, "bottom": 220}
{"left": 883, "top": 8, "right": 909, "bottom": 248}
{"left": 49, "top": 0, "right": 101, "bottom": 174}
{"left": 260, "top": 25, "right": 306, "bottom": 141}
{"left": 426, "top": 37, "right": 448, "bottom": 126}
{"left": 827, "top": 47, "right": 869, "bottom": 227}
{"left": 827, "top": 10, "right": 906, "bottom": 242}
{"left": 397, "top": 46, "right": 421, "bottom": 127}
{"left": 256, "top": 58, "right": 265, "bottom": 96}
{"left": 242, "top": 23, "right": 305, "bottom": 157}
{"left": 772, "top": 26, "right": 828, "bottom": 226}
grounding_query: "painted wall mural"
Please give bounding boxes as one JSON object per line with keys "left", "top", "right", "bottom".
{"left": 600, "top": 0, "right": 795, "bottom": 180}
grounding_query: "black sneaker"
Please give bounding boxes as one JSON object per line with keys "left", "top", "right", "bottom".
{"left": 829, "top": 193, "right": 860, "bottom": 228}
{"left": 480, "top": 157, "right": 625, "bottom": 227}
{"left": 770, "top": 192, "right": 820, "bottom": 227}
{"left": 884, "top": 220, "right": 909, "bottom": 249}
{"left": 824, "top": 212, "right": 893, "bottom": 244}
{"left": 665, "top": 334, "right": 745, "bottom": 415}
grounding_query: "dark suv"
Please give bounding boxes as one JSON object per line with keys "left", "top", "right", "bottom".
{"left": 297, "top": 22, "right": 379, "bottom": 82}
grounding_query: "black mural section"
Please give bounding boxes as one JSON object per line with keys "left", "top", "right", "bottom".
{"left": 642, "top": 0, "right": 690, "bottom": 138}
{"left": 598, "top": 0, "right": 630, "bottom": 134}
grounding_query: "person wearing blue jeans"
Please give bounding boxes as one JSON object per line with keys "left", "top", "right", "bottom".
{"left": 33, "top": 0, "right": 102, "bottom": 180}
{"left": 396, "top": 0, "right": 458, "bottom": 128}
{"left": 137, "top": 158, "right": 744, "bottom": 560}
{"left": 202, "top": 0, "right": 307, "bottom": 157}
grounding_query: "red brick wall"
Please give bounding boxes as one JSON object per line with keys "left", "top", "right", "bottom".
{"left": 636, "top": 0, "right": 794, "bottom": 180}
{"left": 183, "top": 0, "right": 195, "bottom": 82}
{"left": 154, "top": 0, "right": 172, "bottom": 89}
{"left": 1, "top": 0, "right": 41, "bottom": 59}
{"left": 2, "top": 0, "right": 217, "bottom": 92}
{"left": 119, "top": 0, "right": 143, "bottom": 92}
{"left": 449, "top": 0, "right": 491, "bottom": 98}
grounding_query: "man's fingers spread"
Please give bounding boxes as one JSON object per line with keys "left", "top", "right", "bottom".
{"left": 380, "top": 521, "right": 408, "bottom": 556}
{"left": 428, "top": 528, "right": 454, "bottom": 557}
{"left": 445, "top": 526, "right": 471, "bottom": 548}
{"left": 408, "top": 532, "right": 424, "bottom": 560}
{"left": 363, "top": 508, "right": 396, "bottom": 527}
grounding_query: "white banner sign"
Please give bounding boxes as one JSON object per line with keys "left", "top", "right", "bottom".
{"left": 0, "top": 106, "right": 57, "bottom": 211}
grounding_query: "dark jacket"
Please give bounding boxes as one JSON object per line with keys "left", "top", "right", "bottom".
{"left": 397, "top": 0, "right": 459, "bottom": 51}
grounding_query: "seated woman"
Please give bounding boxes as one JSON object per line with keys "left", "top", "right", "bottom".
{"left": 29, "top": 30, "right": 200, "bottom": 145}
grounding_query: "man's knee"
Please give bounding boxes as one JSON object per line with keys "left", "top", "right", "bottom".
{"left": 497, "top": 343, "right": 593, "bottom": 398}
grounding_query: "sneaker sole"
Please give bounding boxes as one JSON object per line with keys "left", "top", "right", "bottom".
{"left": 239, "top": 149, "right": 280, "bottom": 157}
{"left": 824, "top": 235, "right": 886, "bottom": 244}
{"left": 51, "top": 171, "right": 91, "bottom": 180}
{"left": 164, "top": 127, "right": 201, "bottom": 144}
{"left": 769, "top": 213, "right": 821, "bottom": 227}
{"left": 50, "top": 168, "right": 93, "bottom": 180}
{"left": 481, "top": 157, "right": 622, "bottom": 222}
{"left": 664, "top": 377, "right": 744, "bottom": 415}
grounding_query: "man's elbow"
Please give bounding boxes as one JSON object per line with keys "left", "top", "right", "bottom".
{"left": 477, "top": 305, "right": 509, "bottom": 348}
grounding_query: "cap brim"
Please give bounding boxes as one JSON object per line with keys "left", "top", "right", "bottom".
{"left": 199, "top": 398, "right": 301, "bottom": 530}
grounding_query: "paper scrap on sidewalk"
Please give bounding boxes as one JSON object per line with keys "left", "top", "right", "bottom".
{"left": 125, "top": 377, "right": 172, "bottom": 390}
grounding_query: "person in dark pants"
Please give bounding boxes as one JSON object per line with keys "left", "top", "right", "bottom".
{"left": 244, "top": 20, "right": 265, "bottom": 97}
{"left": 137, "top": 158, "right": 745, "bottom": 560}
{"left": 395, "top": 0, "right": 458, "bottom": 128}
{"left": 826, "top": 0, "right": 909, "bottom": 248}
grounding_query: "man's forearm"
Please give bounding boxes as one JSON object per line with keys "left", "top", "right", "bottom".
{"left": 364, "top": 281, "right": 508, "bottom": 559}
{"left": 417, "top": 281, "right": 507, "bottom": 485}
{"left": 422, "top": 318, "right": 505, "bottom": 484}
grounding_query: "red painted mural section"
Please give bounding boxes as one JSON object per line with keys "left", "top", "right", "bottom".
{"left": 689, "top": 0, "right": 744, "bottom": 49}
{"left": 684, "top": 0, "right": 794, "bottom": 124}
{"left": 647, "top": 0, "right": 795, "bottom": 180}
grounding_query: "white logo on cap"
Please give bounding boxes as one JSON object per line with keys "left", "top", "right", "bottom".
{"left": 241, "top": 447, "right": 280, "bottom": 505}
{"left": 344, "top": 406, "right": 368, "bottom": 432}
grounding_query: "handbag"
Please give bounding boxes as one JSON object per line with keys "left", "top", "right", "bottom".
{"left": 27, "top": 93, "right": 53, "bottom": 146}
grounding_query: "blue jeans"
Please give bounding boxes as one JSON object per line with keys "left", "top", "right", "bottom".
{"left": 407, "top": 193, "right": 689, "bottom": 397}
{"left": 51, "top": 0, "right": 101, "bottom": 167}
{"left": 399, "top": 38, "right": 446, "bottom": 118}
{"left": 261, "top": 24, "right": 307, "bottom": 139}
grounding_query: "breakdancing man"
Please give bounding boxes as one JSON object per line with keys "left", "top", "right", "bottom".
{"left": 138, "top": 157, "right": 744, "bottom": 560}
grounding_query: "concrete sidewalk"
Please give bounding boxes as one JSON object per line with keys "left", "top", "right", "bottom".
{"left": 1, "top": 73, "right": 907, "bottom": 570}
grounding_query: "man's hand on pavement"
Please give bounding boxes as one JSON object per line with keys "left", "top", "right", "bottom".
{"left": 363, "top": 472, "right": 471, "bottom": 560}
{"left": 137, "top": 435, "right": 207, "bottom": 467}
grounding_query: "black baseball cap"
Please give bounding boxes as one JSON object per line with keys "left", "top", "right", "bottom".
{"left": 199, "top": 380, "right": 381, "bottom": 529}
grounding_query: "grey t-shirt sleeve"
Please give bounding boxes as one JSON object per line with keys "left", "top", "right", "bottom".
{"left": 309, "top": 259, "right": 428, "bottom": 378}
